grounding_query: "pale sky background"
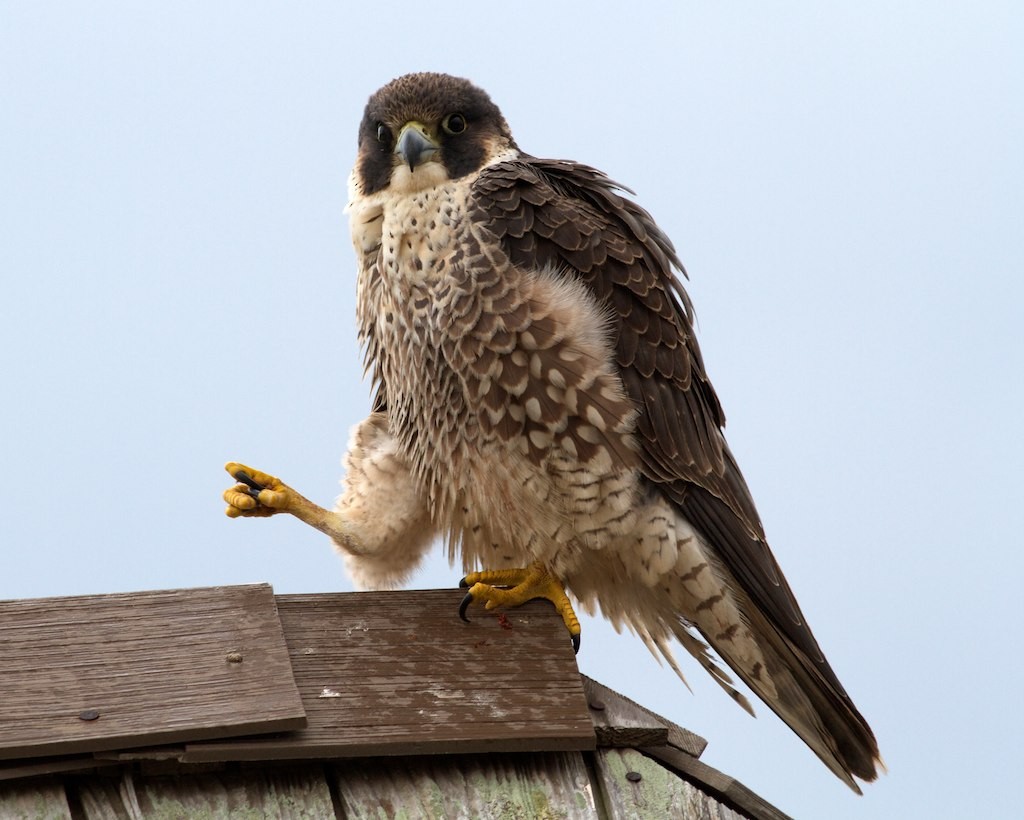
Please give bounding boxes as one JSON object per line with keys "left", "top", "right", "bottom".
{"left": 2, "top": 3, "right": 1021, "bottom": 818}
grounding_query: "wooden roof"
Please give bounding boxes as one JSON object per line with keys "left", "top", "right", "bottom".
{"left": 0, "top": 584, "right": 790, "bottom": 819}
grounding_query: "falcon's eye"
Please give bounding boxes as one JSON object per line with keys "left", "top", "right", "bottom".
{"left": 442, "top": 113, "right": 467, "bottom": 135}
{"left": 376, "top": 123, "right": 392, "bottom": 146}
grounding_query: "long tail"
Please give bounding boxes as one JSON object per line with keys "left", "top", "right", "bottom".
{"left": 676, "top": 600, "right": 884, "bottom": 793}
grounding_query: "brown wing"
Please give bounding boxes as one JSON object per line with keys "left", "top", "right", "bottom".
{"left": 469, "top": 156, "right": 844, "bottom": 693}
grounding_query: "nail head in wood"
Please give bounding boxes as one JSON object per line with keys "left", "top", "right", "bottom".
{"left": 625, "top": 770, "right": 642, "bottom": 783}
{"left": 78, "top": 709, "right": 100, "bottom": 722}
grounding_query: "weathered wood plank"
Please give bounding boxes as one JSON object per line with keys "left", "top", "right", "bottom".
{"left": 0, "top": 757, "right": 100, "bottom": 783}
{"left": 74, "top": 766, "right": 335, "bottom": 819}
{"left": 581, "top": 677, "right": 668, "bottom": 748}
{"left": 0, "top": 779, "right": 73, "bottom": 820}
{"left": 639, "top": 745, "right": 792, "bottom": 820}
{"left": 594, "top": 748, "right": 745, "bottom": 820}
{"left": 184, "top": 590, "right": 594, "bottom": 761}
{"left": 0, "top": 585, "right": 305, "bottom": 761}
{"left": 583, "top": 676, "right": 706, "bottom": 758}
{"left": 333, "top": 752, "right": 596, "bottom": 819}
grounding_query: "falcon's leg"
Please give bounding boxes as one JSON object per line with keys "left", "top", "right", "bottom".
{"left": 223, "top": 462, "right": 356, "bottom": 546}
{"left": 459, "top": 563, "right": 582, "bottom": 653}
{"left": 222, "top": 413, "right": 437, "bottom": 589}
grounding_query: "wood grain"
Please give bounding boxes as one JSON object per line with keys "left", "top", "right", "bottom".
{"left": 184, "top": 590, "right": 594, "bottom": 761}
{"left": 582, "top": 677, "right": 668, "bottom": 749}
{"left": 582, "top": 676, "right": 706, "bottom": 758}
{"left": 73, "top": 766, "right": 335, "bottom": 819}
{"left": 639, "top": 745, "right": 793, "bottom": 820}
{"left": 0, "top": 779, "right": 72, "bottom": 820}
{"left": 0, "top": 584, "right": 788, "bottom": 820}
{"left": 333, "top": 752, "right": 596, "bottom": 819}
{"left": 594, "top": 748, "right": 744, "bottom": 820}
{"left": 0, "top": 585, "right": 305, "bottom": 760}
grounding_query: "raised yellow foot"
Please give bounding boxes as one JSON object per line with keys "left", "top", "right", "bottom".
{"left": 223, "top": 463, "right": 298, "bottom": 518}
{"left": 459, "top": 563, "right": 582, "bottom": 654}
{"left": 221, "top": 462, "right": 354, "bottom": 546}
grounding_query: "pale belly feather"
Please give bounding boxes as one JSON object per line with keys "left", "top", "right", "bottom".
{"left": 349, "top": 176, "right": 767, "bottom": 691}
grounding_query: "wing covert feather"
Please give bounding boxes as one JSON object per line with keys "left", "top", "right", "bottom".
{"left": 469, "top": 157, "right": 838, "bottom": 683}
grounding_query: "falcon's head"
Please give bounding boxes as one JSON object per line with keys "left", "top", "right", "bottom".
{"left": 353, "top": 73, "right": 518, "bottom": 197}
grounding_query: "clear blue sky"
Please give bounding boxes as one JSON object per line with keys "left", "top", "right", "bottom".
{"left": 2, "top": 3, "right": 1021, "bottom": 817}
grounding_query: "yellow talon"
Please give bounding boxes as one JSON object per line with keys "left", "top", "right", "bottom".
{"left": 459, "top": 563, "right": 582, "bottom": 653}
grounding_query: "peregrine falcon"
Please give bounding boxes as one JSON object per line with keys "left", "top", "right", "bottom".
{"left": 223, "top": 72, "right": 882, "bottom": 791}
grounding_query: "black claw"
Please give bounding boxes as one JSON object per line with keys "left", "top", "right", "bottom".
{"left": 233, "top": 470, "right": 265, "bottom": 490}
{"left": 458, "top": 592, "right": 474, "bottom": 622}
{"left": 571, "top": 633, "right": 581, "bottom": 654}
{"left": 233, "top": 470, "right": 266, "bottom": 501}
{"left": 458, "top": 576, "right": 470, "bottom": 589}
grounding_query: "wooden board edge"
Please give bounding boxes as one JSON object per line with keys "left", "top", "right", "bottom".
{"left": 182, "top": 732, "right": 597, "bottom": 763}
{"left": 638, "top": 744, "right": 793, "bottom": 820}
{"left": 582, "top": 675, "right": 707, "bottom": 757}
{"left": 0, "top": 715, "right": 307, "bottom": 764}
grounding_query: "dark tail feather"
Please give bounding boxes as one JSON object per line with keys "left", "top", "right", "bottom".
{"left": 723, "top": 603, "right": 884, "bottom": 792}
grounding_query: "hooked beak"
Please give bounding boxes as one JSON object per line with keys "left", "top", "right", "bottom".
{"left": 395, "top": 122, "right": 439, "bottom": 172}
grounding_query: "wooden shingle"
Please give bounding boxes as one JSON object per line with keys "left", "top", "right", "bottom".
{"left": 0, "top": 584, "right": 792, "bottom": 819}
{"left": 581, "top": 676, "right": 707, "bottom": 757}
{"left": 0, "top": 584, "right": 305, "bottom": 761}
{"left": 184, "top": 590, "right": 594, "bottom": 761}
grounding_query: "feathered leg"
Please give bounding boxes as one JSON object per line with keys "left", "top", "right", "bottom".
{"left": 222, "top": 412, "right": 437, "bottom": 589}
